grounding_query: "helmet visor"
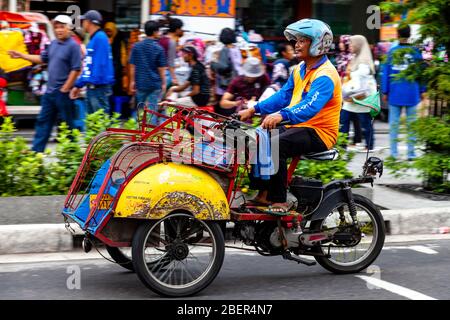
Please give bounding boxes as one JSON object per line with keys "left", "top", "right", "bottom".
{"left": 284, "top": 29, "right": 312, "bottom": 42}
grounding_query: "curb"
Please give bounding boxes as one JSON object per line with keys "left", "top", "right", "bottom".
{"left": 1, "top": 207, "right": 449, "bottom": 255}
{"left": 380, "top": 207, "right": 450, "bottom": 235}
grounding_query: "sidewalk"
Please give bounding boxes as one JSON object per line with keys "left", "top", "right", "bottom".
{"left": 348, "top": 121, "right": 450, "bottom": 210}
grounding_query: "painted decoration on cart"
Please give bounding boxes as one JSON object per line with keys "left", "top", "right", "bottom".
{"left": 151, "top": 0, "right": 235, "bottom": 18}
{"left": 114, "top": 163, "right": 230, "bottom": 220}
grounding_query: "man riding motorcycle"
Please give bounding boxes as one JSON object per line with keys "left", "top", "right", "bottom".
{"left": 239, "top": 19, "right": 342, "bottom": 213}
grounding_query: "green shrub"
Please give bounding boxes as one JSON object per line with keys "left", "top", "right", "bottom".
{"left": 385, "top": 116, "right": 450, "bottom": 193}
{"left": 294, "top": 133, "right": 355, "bottom": 184}
{"left": 84, "top": 110, "right": 122, "bottom": 143}
{"left": 0, "top": 117, "right": 47, "bottom": 196}
{"left": 0, "top": 110, "right": 138, "bottom": 197}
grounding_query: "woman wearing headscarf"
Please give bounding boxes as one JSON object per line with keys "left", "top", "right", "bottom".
{"left": 341, "top": 35, "right": 377, "bottom": 151}
{"left": 104, "top": 22, "right": 128, "bottom": 96}
{"left": 337, "top": 35, "right": 362, "bottom": 146}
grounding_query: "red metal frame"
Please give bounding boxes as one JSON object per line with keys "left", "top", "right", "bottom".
{"left": 64, "top": 104, "right": 303, "bottom": 246}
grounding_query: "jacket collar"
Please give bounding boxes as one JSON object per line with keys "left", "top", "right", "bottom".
{"left": 300, "top": 55, "right": 328, "bottom": 79}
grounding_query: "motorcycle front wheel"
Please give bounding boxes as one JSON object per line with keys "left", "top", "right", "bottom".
{"left": 311, "top": 194, "right": 386, "bottom": 274}
{"left": 132, "top": 213, "right": 225, "bottom": 297}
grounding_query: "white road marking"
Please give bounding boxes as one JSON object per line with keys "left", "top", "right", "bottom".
{"left": 408, "top": 245, "right": 439, "bottom": 255}
{"left": 356, "top": 275, "right": 437, "bottom": 300}
{"left": 383, "top": 245, "right": 439, "bottom": 255}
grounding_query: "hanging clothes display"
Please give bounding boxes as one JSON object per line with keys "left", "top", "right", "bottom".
{"left": 0, "top": 30, "right": 32, "bottom": 73}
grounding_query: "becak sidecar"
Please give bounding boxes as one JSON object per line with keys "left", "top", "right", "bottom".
{"left": 62, "top": 105, "right": 240, "bottom": 297}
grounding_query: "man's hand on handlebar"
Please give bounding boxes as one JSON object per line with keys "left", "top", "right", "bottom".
{"left": 261, "top": 113, "right": 283, "bottom": 130}
{"left": 238, "top": 107, "right": 255, "bottom": 122}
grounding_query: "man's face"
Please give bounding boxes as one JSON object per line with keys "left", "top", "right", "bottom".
{"left": 82, "top": 19, "right": 90, "bottom": 31}
{"left": 54, "top": 22, "right": 70, "bottom": 40}
{"left": 283, "top": 44, "right": 295, "bottom": 60}
{"left": 182, "top": 51, "right": 192, "bottom": 63}
{"left": 294, "top": 36, "right": 312, "bottom": 60}
{"left": 176, "top": 28, "right": 184, "bottom": 38}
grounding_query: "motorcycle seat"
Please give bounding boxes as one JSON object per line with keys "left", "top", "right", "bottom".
{"left": 301, "top": 148, "right": 339, "bottom": 161}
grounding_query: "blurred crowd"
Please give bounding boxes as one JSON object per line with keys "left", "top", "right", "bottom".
{"left": 1, "top": 10, "right": 438, "bottom": 159}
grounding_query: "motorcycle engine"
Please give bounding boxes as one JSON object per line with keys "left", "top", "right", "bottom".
{"left": 233, "top": 221, "right": 285, "bottom": 255}
{"left": 269, "top": 227, "right": 302, "bottom": 249}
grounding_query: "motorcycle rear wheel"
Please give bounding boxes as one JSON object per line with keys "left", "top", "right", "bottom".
{"left": 311, "top": 194, "right": 385, "bottom": 274}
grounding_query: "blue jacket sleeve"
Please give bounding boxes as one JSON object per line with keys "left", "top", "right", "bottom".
{"left": 75, "top": 45, "right": 92, "bottom": 88}
{"left": 279, "top": 75, "right": 335, "bottom": 124}
{"left": 75, "top": 35, "right": 113, "bottom": 87}
{"left": 91, "top": 37, "right": 111, "bottom": 84}
{"left": 254, "top": 72, "right": 295, "bottom": 114}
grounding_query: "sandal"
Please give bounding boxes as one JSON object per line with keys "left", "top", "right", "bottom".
{"left": 263, "top": 204, "right": 293, "bottom": 216}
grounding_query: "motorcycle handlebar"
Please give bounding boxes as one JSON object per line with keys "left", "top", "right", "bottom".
{"left": 230, "top": 113, "right": 291, "bottom": 128}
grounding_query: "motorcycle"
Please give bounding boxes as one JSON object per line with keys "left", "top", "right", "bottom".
{"left": 62, "top": 104, "right": 385, "bottom": 297}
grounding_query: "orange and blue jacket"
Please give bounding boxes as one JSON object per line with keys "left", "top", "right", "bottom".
{"left": 254, "top": 55, "right": 342, "bottom": 149}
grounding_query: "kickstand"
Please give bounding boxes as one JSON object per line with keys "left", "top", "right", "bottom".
{"left": 282, "top": 251, "right": 316, "bottom": 266}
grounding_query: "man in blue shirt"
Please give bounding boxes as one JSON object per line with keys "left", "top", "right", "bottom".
{"left": 382, "top": 25, "right": 426, "bottom": 160}
{"left": 9, "top": 15, "right": 81, "bottom": 153}
{"left": 129, "top": 20, "right": 167, "bottom": 125}
{"left": 70, "top": 10, "right": 115, "bottom": 114}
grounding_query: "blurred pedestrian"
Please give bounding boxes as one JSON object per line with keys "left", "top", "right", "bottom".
{"left": 271, "top": 42, "right": 295, "bottom": 88}
{"left": 70, "top": 10, "right": 115, "bottom": 114}
{"left": 335, "top": 35, "right": 352, "bottom": 78}
{"left": 9, "top": 15, "right": 81, "bottom": 153}
{"left": 382, "top": 25, "right": 426, "bottom": 160}
{"left": 104, "top": 22, "right": 128, "bottom": 96}
{"left": 159, "top": 18, "right": 184, "bottom": 86}
{"left": 129, "top": 20, "right": 167, "bottom": 124}
{"left": 220, "top": 57, "right": 270, "bottom": 113}
{"left": 165, "top": 46, "right": 210, "bottom": 107}
{"left": 342, "top": 35, "right": 377, "bottom": 151}
{"left": 337, "top": 34, "right": 362, "bottom": 146}
{"left": 211, "top": 28, "right": 243, "bottom": 116}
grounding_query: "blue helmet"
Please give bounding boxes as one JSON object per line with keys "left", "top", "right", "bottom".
{"left": 284, "top": 19, "right": 333, "bottom": 57}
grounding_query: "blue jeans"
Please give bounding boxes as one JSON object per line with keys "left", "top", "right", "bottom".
{"left": 86, "top": 85, "right": 112, "bottom": 114}
{"left": 359, "top": 113, "right": 374, "bottom": 150}
{"left": 135, "top": 89, "right": 163, "bottom": 126}
{"left": 32, "top": 90, "right": 75, "bottom": 153}
{"left": 339, "top": 109, "right": 362, "bottom": 144}
{"left": 389, "top": 104, "right": 417, "bottom": 159}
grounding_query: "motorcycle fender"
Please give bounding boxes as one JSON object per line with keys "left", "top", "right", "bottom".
{"left": 114, "top": 163, "right": 230, "bottom": 220}
{"left": 308, "top": 187, "right": 347, "bottom": 222}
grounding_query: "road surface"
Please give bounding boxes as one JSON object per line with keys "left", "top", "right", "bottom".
{"left": 1, "top": 237, "right": 449, "bottom": 300}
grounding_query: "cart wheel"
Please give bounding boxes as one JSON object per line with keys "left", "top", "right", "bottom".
{"left": 106, "top": 243, "right": 174, "bottom": 273}
{"left": 132, "top": 213, "right": 225, "bottom": 297}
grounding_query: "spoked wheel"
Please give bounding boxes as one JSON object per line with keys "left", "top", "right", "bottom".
{"left": 311, "top": 194, "right": 385, "bottom": 274}
{"left": 106, "top": 222, "right": 178, "bottom": 272}
{"left": 132, "top": 213, "right": 225, "bottom": 297}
